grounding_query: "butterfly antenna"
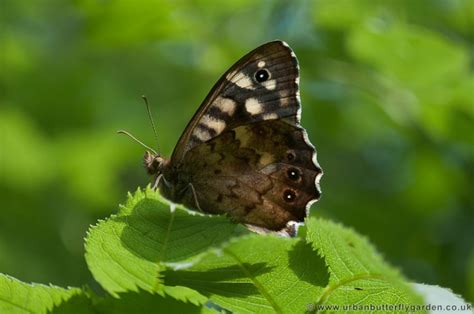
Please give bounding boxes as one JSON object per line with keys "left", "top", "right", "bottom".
{"left": 117, "top": 130, "right": 158, "bottom": 155}
{"left": 142, "top": 95, "right": 159, "bottom": 150}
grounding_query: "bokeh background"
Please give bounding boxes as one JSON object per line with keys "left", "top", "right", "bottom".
{"left": 2, "top": 0, "right": 473, "bottom": 303}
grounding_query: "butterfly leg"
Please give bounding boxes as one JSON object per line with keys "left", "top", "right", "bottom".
{"left": 188, "top": 182, "right": 203, "bottom": 212}
{"left": 152, "top": 174, "right": 162, "bottom": 190}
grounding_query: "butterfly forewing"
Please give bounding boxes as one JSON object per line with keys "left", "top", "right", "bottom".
{"left": 170, "top": 41, "right": 301, "bottom": 163}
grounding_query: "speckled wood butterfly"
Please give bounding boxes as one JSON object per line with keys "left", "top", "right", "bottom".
{"left": 144, "top": 41, "right": 322, "bottom": 236}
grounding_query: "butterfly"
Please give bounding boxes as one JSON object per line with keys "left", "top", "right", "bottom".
{"left": 144, "top": 41, "right": 322, "bottom": 236}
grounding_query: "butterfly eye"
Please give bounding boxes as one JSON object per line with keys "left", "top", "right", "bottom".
{"left": 287, "top": 168, "right": 300, "bottom": 181}
{"left": 283, "top": 189, "right": 296, "bottom": 202}
{"left": 254, "top": 69, "right": 270, "bottom": 83}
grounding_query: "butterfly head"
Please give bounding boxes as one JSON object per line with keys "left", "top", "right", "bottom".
{"left": 144, "top": 151, "right": 168, "bottom": 176}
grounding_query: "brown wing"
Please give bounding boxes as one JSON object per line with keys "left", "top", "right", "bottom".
{"left": 170, "top": 40, "right": 301, "bottom": 164}
{"left": 179, "top": 120, "right": 322, "bottom": 232}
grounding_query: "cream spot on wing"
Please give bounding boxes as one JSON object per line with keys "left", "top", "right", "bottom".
{"left": 200, "top": 114, "right": 226, "bottom": 134}
{"left": 280, "top": 90, "right": 291, "bottom": 106}
{"left": 234, "top": 126, "right": 251, "bottom": 147}
{"left": 245, "top": 98, "right": 263, "bottom": 115}
{"left": 226, "top": 70, "right": 236, "bottom": 80}
{"left": 263, "top": 113, "right": 278, "bottom": 120}
{"left": 229, "top": 72, "right": 254, "bottom": 89}
{"left": 193, "top": 128, "right": 211, "bottom": 141}
{"left": 257, "top": 61, "right": 266, "bottom": 68}
{"left": 262, "top": 79, "right": 277, "bottom": 90}
{"left": 214, "top": 97, "right": 236, "bottom": 115}
{"left": 259, "top": 153, "right": 275, "bottom": 165}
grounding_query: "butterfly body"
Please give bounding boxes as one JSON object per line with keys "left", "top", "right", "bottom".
{"left": 144, "top": 41, "right": 322, "bottom": 235}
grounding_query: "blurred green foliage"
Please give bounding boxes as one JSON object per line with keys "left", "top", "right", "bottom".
{"left": 1, "top": 0, "right": 473, "bottom": 303}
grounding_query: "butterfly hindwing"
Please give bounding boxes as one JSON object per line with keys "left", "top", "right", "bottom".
{"left": 180, "top": 119, "right": 321, "bottom": 232}
{"left": 170, "top": 41, "right": 301, "bottom": 163}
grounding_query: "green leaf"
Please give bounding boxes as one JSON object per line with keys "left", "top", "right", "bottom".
{"left": 0, "top": 274, "right": 83, "bottom": 314}
{"left": 305, "top": 218, "right": 424, "bottom": 309}
{"left": 94, "top": 291, "right": 205, "bottom": 314}
{"left": 0, "top": 273, "right": 208, "bottom": 314}
{"left": 49, "top": 292, "right": 93, "bottom": 314}
{"left": 165, "top": 235, "right": 328, "bottom": 314}
{"left": 162, "top": 286, "right": 208, "bottom": 306}
{"left": 84, "top": 187, "right": 247, "bottom": 297}
{"left": 51, "top": 290, "right": 206, "bottom": 314}
{"left": 85, "top": 188, "right": 426, "bottom": 312}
